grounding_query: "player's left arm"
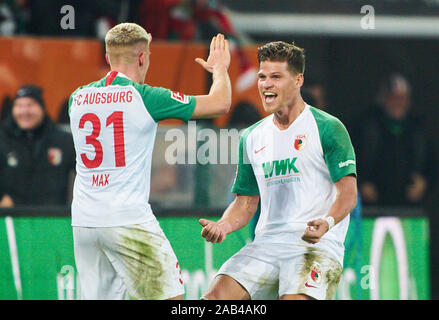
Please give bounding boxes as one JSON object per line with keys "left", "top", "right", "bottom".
{"left": 302, "top": 174, "right": 357, "bottom": 244}
{"left": 302, "top": 114, "right": 357, "bottom": 244}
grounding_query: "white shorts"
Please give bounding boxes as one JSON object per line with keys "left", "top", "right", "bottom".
{"left": 73, "top": 219, "right": 184, "bottom": 300}
{"left": 216, "top": 240, "right": 342, "bottom": 300}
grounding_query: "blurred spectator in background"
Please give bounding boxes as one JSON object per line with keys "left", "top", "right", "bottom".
{"left": 134, "top": 0, "right": 181, "bottom": 40}
{"left": 228, "top": 101, "right": 261, "bottom": 129}
{"left": 301, "top": 87, "right": 317, "bottom": 109}
{"left": 355, "top": 73, "right": 429, "bottom": 207}
{"left": 0, "top": 85, "right": 75, "bottom": 207}
{"left": 135, "top": 0, "right": 257, "bottom": 92}
{"left": 0, "top": 0, "right": 27, "bottom": 35}
{"left": 303, "top": 78, "right": 328, "bottom": 111}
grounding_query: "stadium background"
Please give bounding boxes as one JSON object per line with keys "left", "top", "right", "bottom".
{"left": 0, "top": 0, "right": 438, "bottom": 300}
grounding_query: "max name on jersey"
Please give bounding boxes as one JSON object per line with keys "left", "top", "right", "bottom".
{"left": 74, "top": 90, "right": 133, "bottom": 106}
{"left": 92, "top": 174, "right": 110, "bottom": 187}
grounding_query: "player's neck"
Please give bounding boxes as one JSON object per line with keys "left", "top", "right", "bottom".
{"left": 110, "top": 65, "right": 144, "bottom": 84}
{"left": 273, "top": 97, "right": 306, "bottom": 130}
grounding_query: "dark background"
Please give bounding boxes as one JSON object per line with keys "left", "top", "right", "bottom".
{"left": 222, "top": 0, "right": 439, "bottom": 15}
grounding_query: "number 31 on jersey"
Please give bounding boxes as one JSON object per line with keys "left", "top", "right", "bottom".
{"left": 78, "top": 111, "right": 126, "bottom": 169}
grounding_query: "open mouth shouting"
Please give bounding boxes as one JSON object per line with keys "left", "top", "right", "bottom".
{"left": 264, "top": 92, "right": 278, "bottom": 104}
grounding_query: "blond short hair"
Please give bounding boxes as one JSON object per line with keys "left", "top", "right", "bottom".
{"left": 105, "top": 23, "right": 150, "bottom": 64}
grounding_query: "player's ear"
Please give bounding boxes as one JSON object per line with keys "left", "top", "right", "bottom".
{"left": 138, "top": 51, "right": 145, "bottom": 67}
{"left": 296, "top": 73, "right": 304, "bottom": 87}
{"left": 105, "top": 53, "right": 111, "bottom": 66}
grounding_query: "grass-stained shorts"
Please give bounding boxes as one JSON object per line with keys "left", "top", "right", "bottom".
{"left": 73, "top": 219, "right": 184, "bottom": 300}
{"left": 217, "top": 239, "right": 343, "bottom": 300}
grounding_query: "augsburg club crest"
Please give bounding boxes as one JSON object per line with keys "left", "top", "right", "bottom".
{"left": 48, "top": 148, "right": 63, "bottom": 166}
{"left": 294, "top": 134, "right": 307, "bottom": 151}
{"left": 310, "top": 264, "right": 322, "bottom": 284}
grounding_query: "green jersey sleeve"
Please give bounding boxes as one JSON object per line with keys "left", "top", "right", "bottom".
{"left": 135, "top": 84, "right": 196, "bottom": 122}
{"left": 310, "top": 107, "right": 357, "bottom": 182}
{"left": 231, "top": 128, "right": 260, "bottom": 195}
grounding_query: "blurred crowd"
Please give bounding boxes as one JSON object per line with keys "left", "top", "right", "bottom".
{"left": 0, "top": 85, "right": 75, "bottom": 208}
{"left": 2, "top": 73, "right": 436, "bottom": 210}
{"left": 1, "top": 0, "right": 229, "bottom": 39}
{"left": 0, "top": 0, "right": 257, "bottom": 92}
{"left": 350, "top": 73, "right": 437, "bottom": 208}
{"left": 0, "top": 0, "right": 259, "bottom": 209}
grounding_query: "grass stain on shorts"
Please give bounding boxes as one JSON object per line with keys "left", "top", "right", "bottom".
{"left": 117, "top": 226, "right": 167, "bottom": 299}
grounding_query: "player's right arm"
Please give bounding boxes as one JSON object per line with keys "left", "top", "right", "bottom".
{"left": 192, "top": 33, "right": 232, "bottom": 118}
{"left": 199, "top": 194, "right": 259, "bottom": 243}
{"left": 200, "top": 126, "right": 259, "bottom": 243}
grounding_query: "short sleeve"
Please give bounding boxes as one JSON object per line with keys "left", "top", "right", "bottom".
{"left": 322, "top": 118, "right": 357, "bottom": 182}
{"left": 231, "top": 129, "right": 260, "bottom": 195}
{"left": 136, "top": 85, "right": 196, "bottom": 122}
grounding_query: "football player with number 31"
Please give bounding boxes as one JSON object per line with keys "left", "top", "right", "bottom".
{"left": 69, "top": 23, "right": 231, "bottom": 300}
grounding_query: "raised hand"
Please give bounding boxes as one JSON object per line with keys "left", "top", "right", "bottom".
{"left": 195, "top": 33, "right": 230, "bottom": 73}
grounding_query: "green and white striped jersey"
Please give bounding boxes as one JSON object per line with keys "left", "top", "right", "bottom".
{"left": 232, "top": 104, "right": 356, "bottom": 265}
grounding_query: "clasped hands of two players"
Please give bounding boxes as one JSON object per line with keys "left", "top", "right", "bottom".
{"left": 199, "top": 218, "right": 330, "bottom": 244}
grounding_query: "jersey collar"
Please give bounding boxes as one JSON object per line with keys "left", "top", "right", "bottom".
{"left": 105, "top": 71, "right": 132, "bottom": 81}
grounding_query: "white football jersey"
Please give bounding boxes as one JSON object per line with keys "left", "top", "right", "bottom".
{"left": 232, "top": 104, "right": 356, "bottom": 265}
{"left": 69, "top": 71, "right": 195, "bottom": 227}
